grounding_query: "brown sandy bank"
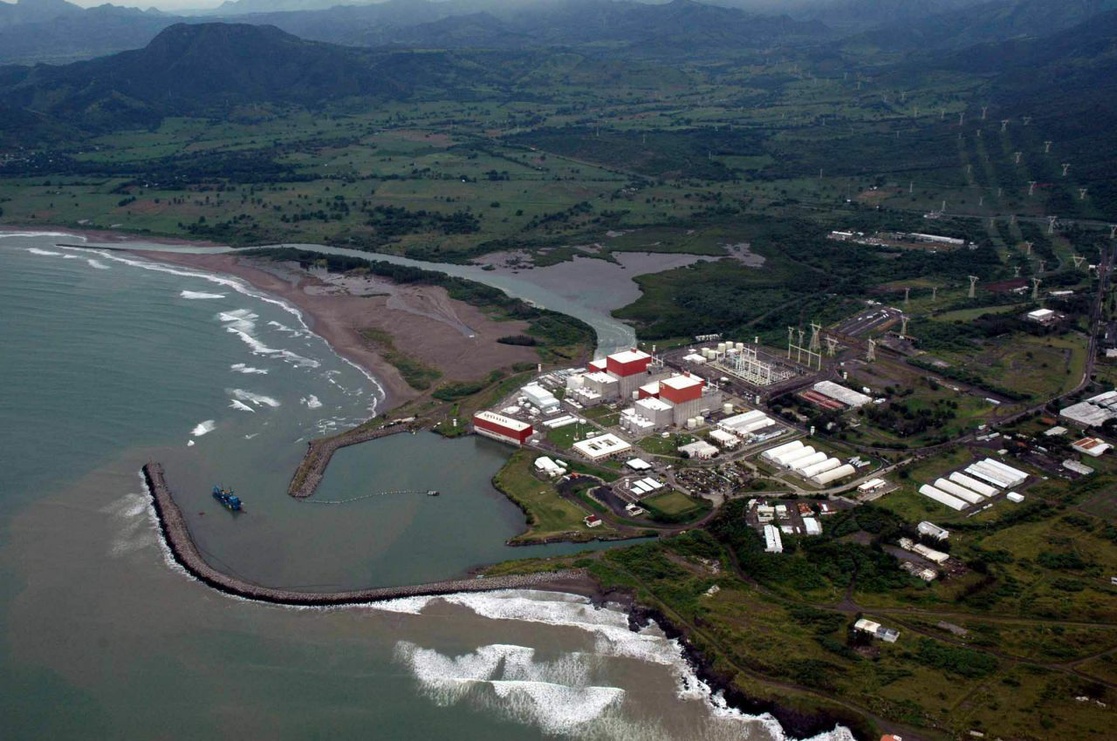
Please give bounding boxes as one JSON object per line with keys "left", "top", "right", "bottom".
{"left": 128, "top": 250, "right": 538, "bottom": 412}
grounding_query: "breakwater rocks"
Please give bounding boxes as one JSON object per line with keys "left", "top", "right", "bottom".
{"left": 288, "top": 424, "right": 410, "bottom": 498}
{"left": 143, "top": 462, "right": 585, "bottom": 606}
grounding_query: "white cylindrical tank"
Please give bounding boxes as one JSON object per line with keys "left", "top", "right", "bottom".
{"left": 632, "top": 391, "right": 640, "bottom": 400}
{"left": 696, "top": 415, "right": 705, "bottom": 426}
{"left": 717, "top": 342, "right": 727, "bottom": 354}
{"left": 736, "top": 342, "right": 745, "bottom": 351}
{"left": 723, "top": 402, "right": 734, "bottom": 415}
{"left": 687, "top": 417, "right": 697, "bottom": 429}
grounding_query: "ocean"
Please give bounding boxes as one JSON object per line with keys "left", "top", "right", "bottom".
{"left": 0, "top": 232, "right": 851, "bottom": 741}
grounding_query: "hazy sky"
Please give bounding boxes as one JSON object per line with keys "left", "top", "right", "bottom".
{"left": 66, "top": 0, "right": 226, "bottom": 9}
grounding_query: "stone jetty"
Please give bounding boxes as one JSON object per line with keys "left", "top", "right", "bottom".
{"left": 287, "top": 423, "right": 411, "bottom": 498}
{"left": 144, "top": 462, "right": 584, "bottom": 606}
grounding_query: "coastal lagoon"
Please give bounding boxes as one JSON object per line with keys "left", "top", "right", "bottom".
{"left": 0, "top": 233, "right": 850, "bottom": 740}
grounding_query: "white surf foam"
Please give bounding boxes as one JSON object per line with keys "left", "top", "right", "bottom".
{"left": 395, "top": 641, "right": 627, "bottom": 737}
{"left": 191, "top": 420, "right": 216, "bottom": 436}
{"left": 181, "top": 290, "right": 226, "bottom": 300}
{"left": 302, "top": 394, "right": 323, "bottom": 409}
{"left": 2, "top": 231, "right": 84, "bottom": 240}
{"left": 229, "top": 399, "right": 255, "bottom": 413}
{"left": 230, "top": 363, "right": 268, "bottom": 375}
{"left": 187, "top": 440, "right": 195, "bottom": 447}
{"left": 75, "top": 247, "right": 384, "bottom": 407}
{"left": 230, "top": 389, "right": 280, "bottom": 408}
{"left": 384, "top": 590, "right": 855, "bottom": 741}
{"left": 102, "top": 492, "right": 158, "bottom": 557}
{"left": 27, "top": 247, "right": 63, "bottom": 256}
{"left": 87, "top": 258, "right": 110, "bottom": 269}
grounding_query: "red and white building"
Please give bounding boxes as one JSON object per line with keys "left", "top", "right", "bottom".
{"left": 606, "top": 349, "right": 654, "bottom": 399}
{"left": 472, "top": 411, "right": 533, "bottom": 446}
{"left": 660, "top": 373, "right": 708, "bottom": 426}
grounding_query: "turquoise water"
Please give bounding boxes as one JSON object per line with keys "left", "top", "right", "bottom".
{"left": 0, "top": 232, "right": 843, "bottom": 741}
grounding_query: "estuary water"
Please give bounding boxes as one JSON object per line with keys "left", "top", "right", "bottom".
{"left": 0, "top": 232, "right": 851, "bottom": 741}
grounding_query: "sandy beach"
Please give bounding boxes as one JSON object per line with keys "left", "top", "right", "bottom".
{"left": 127, "top": 250, "right": 539, "bottom": 412}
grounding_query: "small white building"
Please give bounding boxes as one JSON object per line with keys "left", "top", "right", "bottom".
{"left": 917, "top": 521, "right": 950, "bottom": 541}
{"left": 679, "top": 440, "right": 719, "bottom": 459}
{"left": 1026, "top": 308, "right": 1057, "bottom": 324}
{"left": 572, "top": 433, "right": 632, "bottom": 461}
{"left": 1072, "top": 437, "right": 1112, "bottom": 457}
{"left": 522, "top": 383, "right": 561, "bottom": 415}
{"left": 764, "top": 524, "right": 783, "bottom": 553}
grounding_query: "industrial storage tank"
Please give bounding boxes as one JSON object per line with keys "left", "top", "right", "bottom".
{"left": 696, "top": 415, "right": 705, "bottom": 426}
{"left": 687, "top": 417, "right": 698, "bottom": 429}
{"left": 717, "top": 342, "right": 727, "bottom": 354}
{"left": 736, "top": 342, "right": 745, "bottom": 351}
{"left": 723, "top": 402, "right": 734, "bottom": 415}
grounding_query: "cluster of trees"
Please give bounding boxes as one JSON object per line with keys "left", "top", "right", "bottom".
{"left": 363, "top": 204, "right": 480, "bottom": 237}
{"left": 863, "top": 398, "right": 959, "bottom": 438}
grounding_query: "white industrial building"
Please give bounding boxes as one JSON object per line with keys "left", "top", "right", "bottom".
{"left": 933, "top": 477, "right": 985, "bottom": 505}
{"left": 679, "top": 440, "right": 719, "bottom": 459}
{"left": 764, "top": 524, "right": 784, "bottom": 553}
{"left": 799, "top": 457, "right": 842, "bottom": 479}
{"left": 812, "top": 381, "right": 873, "bottom": 408}
{"left": 1026, "top": 308, "right": 1058, "bottom": 324}
{"left": 917, "top": 522, "right": 950, "bottom": 541}
{"left": 964, "top": 458, "right": 1027, "bottom": 489}
{"left": 1063, "top": 459, "right": 1094, "bottom": 476}
{"left": 534, "top": 456, "right": 566, "bottom": 477}
{"left": 521, "top": 383, "right": 561, "bottom": 414}
{"left": 628, "top": 477, "right": 664, "bottom": 496}
{"left": 718, "top": 409, "right": 778, "bottom": 439}
{"left": 811, "top": 464, "right": 856, "bottom": 486}
{"left": 708, "top": 429, "right": 740, "bottom": 449}
{"left": 572, "top": 433, "right": 632, "bottom": 461}
{"left": 761, "top": 439, "right": 804, "bottom": 463}
{"left": 803, "top": 517, "right": 822, "bottom": 536}
{"left": 1072, "top": 437, "right": 1111, "bottom": 457}
{"left": 948, "top": 471, "right": 998, "bottom": 498}
{"left": 619, "top": 408, "right": 657, "bottom": 435}
{"left": 918, "top": 484, "right": 967, "bottom": 511}
{"left": 634, "top": 397, "right": 675, "bottom": 429}
{"left": 858, "top": 478, "right": 888, "bottom": 494}
{"left": 1060, "top": 390, "right": 1117, "bottom": 427}
{"left": 626, "top": 458, "right": 653, "bottom": 472}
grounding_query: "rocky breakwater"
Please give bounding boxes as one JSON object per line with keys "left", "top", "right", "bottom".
{"left": 143, "top": 462, "right": 583, "bottom": 605}
{"left": 287, "top": 423, "right": 411, "bottom": 498}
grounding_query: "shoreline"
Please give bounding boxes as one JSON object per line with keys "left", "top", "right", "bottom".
{"left": 145, "top": 459, "right": 863, "bottom": 740}
{"left": 13, "top": 226, "right": 872, "bottom": 739}
{"left": 127, "top": 249, "right": 420, "bottom": 412}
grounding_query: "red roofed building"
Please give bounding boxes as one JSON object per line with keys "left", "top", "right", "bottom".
{"left": 606, "top": 349, "right": 652, "bottom": 377}
{"left": 472, "top": 411, "right": 533, "bottom": 446}
{"left": 660, "top": 373, "right": 704, "bottom": 404}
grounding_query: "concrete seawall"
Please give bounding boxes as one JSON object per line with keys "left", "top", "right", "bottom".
{"left": 144, "top": 462, "right": 584, "bottom": 606}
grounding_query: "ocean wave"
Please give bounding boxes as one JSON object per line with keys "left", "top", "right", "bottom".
{"left": 395, "top": 642, "right": 629, "bottom": 737}
{"left": 230, "top": 363, "right": 268, "bottom": 375}
{"left": 191, "top": 420, "right": 216, "bottom": 436}
{"left": 230, "top": 389, "right": 280, "bottom": 408}
{"left": 301, "top": 395, "right": 323, "bottom": 409}
{"left": 102, "top": 492, "right": 158, "bottom": 557}
{"left": 4, "top": 231, "right": 84, "bottom": 240}
{"left": 229, "top": 399, "right": 256, "bottom": 413}
{"left": 181, "top": 290, "right": 226, "bottom": 300}
{"left": 71, "top": 247, "right": 386, "bottom": 406}
{"left": 27, "top": 247, "right": 64, "bottom": 256}
{"left": 382, "top": 591, "right": 855, "bottom": 741}
{"left": 87, "top": 259, "right": 110, "bottom": 270}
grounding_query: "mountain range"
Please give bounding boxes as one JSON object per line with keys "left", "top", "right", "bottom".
{"left": 4, "top": 0, "right": 1115, "bottom": 65}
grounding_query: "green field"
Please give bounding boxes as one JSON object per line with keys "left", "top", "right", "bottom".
{"left": 491, "top": 449, "right": 606, "bottom": 543}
